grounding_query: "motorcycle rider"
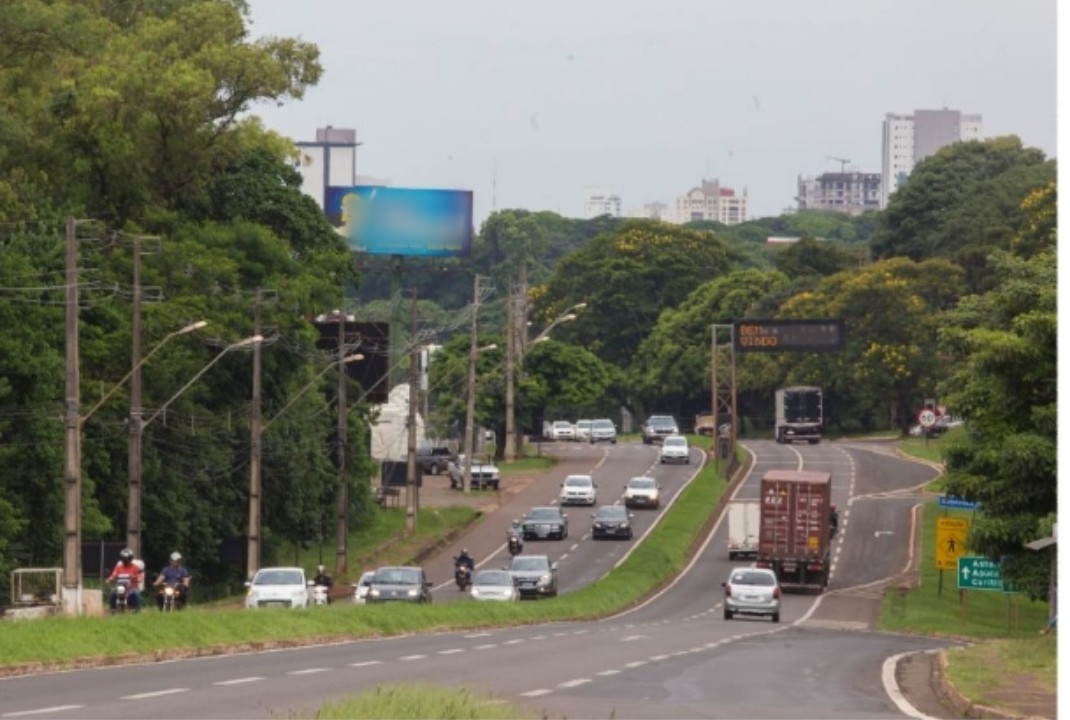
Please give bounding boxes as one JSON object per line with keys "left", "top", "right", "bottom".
{"left": 454, "top": 548, "right": 475, "bottom": 588}
{"left": 107, "top": 548, "right": 144, "bottom": 612}
{"left": 830, "top": 505, "right": 840, "bottom": 537}
{"left": 312, "top": 564, "right": 334, "bottom": 604}
{"left": 153, "top": 551, "right": 191, "bottom": 610}
{"left": 507, "top": 521, "right": 524, "bottom": 555}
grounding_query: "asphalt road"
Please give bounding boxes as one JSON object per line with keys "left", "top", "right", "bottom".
{"left": 0, "top": 439, "right": 958, "bottom": 719}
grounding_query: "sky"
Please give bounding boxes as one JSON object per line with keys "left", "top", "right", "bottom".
{"left": 244, "top": 0, "right": 1058, "bottom": 225}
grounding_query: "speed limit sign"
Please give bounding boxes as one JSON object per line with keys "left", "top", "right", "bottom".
{"left": 918, "top": 409, "right": 937, "bottom": 427}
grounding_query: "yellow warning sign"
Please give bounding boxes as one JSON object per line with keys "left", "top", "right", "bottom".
{"left": 936, "top": 517, "right": 969, "bottom": 570}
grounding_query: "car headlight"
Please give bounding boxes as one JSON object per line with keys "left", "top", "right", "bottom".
{"left": 594, "top": 522, "right": 603, "bottom": 528}
{"left": 538, "top": 574, "right": 551, "bottom": 585}
{"left": 369, "top": 588, "right": 380, "bottom": 598}
{"left": 407, "top": 588, "right": 418, "bottom": 597}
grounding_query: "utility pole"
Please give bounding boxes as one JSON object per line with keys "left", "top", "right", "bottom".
{"left": 126, "top": 234, "right": 142, "bottom": 556}
{"left": 62, "top": 217, "right": 81, "bottom": 615}
{"left": 405, "top": 289, "right": 419, "bottom": 534}
{"left": 335, "top": 312, "right": 349, "bottom": 574}
{"left": 246, "top": 289, "right": 264, "bottom": 579}
{"left": 504, "top": 276, "right": 516, "bottom": 462}
{"left": 462, "top": 275, "right": 484, "bottom": 494}
{"left": 514, "top": 262, "right": 528, "bottom": 458}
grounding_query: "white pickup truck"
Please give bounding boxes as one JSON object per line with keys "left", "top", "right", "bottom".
{"left": 727, "top": 501, "right": 760, "bottom": 560}
{"left": 447, "top": 454, "right": 501, "bottom": 491}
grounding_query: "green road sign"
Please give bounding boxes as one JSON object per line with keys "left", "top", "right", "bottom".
{"left": 957, "top": 556, "right": 1004, "bottom": 591}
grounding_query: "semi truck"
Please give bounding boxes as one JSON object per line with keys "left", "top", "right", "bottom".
{"left": 774, "top": 385, "right": 823, "bottom": 444}
{"left": 726, "top": 500, "right": 760, "bottom": 560}
{"left": 755, "top": 469, "right": 832, "bottom": 592}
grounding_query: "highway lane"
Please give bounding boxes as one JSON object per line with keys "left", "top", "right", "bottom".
{"left": 0, "top": 439, "right": 954, "bottom": 719}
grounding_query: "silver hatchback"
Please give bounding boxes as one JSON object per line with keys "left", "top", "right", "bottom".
{"left": 722, "top": 567, "right": 780, "bottom": 622}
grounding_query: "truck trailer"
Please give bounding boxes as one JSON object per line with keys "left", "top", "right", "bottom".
{"left": 774, "top": 385, "right": 823, "bottom": 444}
{"left": 726, "top": 501, "right": 760, "bottom": 560}
{"left": 756, "top": 469, "right": 832, "bottom": 592}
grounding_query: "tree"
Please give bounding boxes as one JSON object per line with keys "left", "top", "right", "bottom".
{"left": 534, "top": 220, "right": 739, "bottom": 369}
{"left": 771, "top": 236, "right": 858, "bottom": 280}
{"left": 871, "top": 136, "right": 1054, "bottom": 293}
{"left": 937, "top": 185, "right": 1056, "bottom": 597}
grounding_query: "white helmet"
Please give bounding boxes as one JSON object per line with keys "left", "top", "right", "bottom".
{"left": 170, "top": 552, "right": 182, "bottom": 562}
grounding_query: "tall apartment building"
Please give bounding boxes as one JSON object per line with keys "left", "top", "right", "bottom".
{"left": 796, "top": 172, "right": 881, "bottom": 216}
{"left": 584, "top": 188, "right": 622, "bottom": 218}
{"left": 294, "top": 126, "right": 361, "bottom": 210}
{"left": 881, "top": 109, "right": 982, "bottom": 208}
{"left": 628, "top": 202, "right": 671, "bottom": 221}
{"left": 674, "top": 179, "right": 748, "bottom": 225}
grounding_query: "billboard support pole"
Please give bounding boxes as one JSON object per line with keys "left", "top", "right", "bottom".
{"left": 389, "top": 256, "right": 403, "bottom": 391}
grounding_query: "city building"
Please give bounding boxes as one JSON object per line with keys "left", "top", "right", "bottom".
{"left": 293, "top": 126, "right": 361, "bottom": 210}
{"left": 674, "top": 179, "right": 748, "bottom": 225}
{"left": 628, "top": 202, "right": 671, "bottom": 221}
{"left": 584, "top": 188, "right": 622, "bottom": 218}
{"left": 880, "top": 109, "right": 983, "bottom": 208}
{"left": 796, "top": 172, "right": 881, "bottom": 216}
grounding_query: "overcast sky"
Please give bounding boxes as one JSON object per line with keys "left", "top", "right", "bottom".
{"left": 245, "top": 0, "right": 1057, "bottom": 224}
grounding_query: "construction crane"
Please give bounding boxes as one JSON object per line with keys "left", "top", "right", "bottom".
{"left": 826, "top": 156, "right": 851, "bottom": 173}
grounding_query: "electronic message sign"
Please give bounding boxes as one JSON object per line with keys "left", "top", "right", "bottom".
{"left": 733, "top": 319, "right": 845, "bottom": 353}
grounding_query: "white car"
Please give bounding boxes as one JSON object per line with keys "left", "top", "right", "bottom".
{"left": 574, "top": 419, "right": 594, "bottom": 442}
{"left": 589, "top": 418, "right": 618, "bottom": 444}
{"left": 244, "top": 567, "right": 310, "bottom": 609}
{"left": 550, "top": 420, "right": 575, "bottom": 442}
{"left": 447, "top": 454, "right": 501, "bottom": 490}
{"left": 623, "top": 476, "right": 661, "bottom": 509}
{"left": 659, "top": 435, "right": 690, "bottom": 464}
{"left": 723, "top": 566, "right": 781, "bottom": 622}
{"left": 470, "top": 569, "right": 519, "bottom": 602}
{"left": 559, "top": 474, "right": 597, "bottom": 506}
{"left": 351, "top": 570, "right": 375, "bottom": 604}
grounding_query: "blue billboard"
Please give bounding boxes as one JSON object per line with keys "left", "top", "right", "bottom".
{"left": 325, "top": 185, "right": 473, "bottom": 258}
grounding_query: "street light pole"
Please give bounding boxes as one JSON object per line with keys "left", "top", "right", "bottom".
{"left": 462, "top": 275, "right": 485, "bottom": 494}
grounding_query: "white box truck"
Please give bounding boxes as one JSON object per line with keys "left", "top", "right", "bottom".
{"left": 727, "top": 501, "right": 760, "bottom": 560}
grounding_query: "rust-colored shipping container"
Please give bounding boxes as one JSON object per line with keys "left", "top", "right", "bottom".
{"left": 756, "top": 469, "right": 832, "bottom": 591}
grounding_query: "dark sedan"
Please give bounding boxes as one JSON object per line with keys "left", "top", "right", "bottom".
{"left": 518, "top": 506, "right": 569, "bottom": 540}
{"left": 366, "top": 566, "right": 433, "bottom": 604}
{"left": 507, "top": 554, "right": 558, "bottom": 598}
{"left": 591, "top": 504, "right": 634, "bottom": 540}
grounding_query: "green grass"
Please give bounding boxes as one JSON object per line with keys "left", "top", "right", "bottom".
{"left": 312, "top": 683, "right": 536, "bottom": 719}
{"left": 500, "top": 455, "right": 555, "bottom": 475}
{"left": 942, "top": 636, "right": 1058, "bottom": 704}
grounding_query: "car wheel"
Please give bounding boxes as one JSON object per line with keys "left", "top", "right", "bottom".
{"left": 771, "top": 612, "right": 780, "bottom": 623}
{"left": 728, "top": 551, "right": 736, "bottom": 560}
{"left": 723, "top": 608, "right": 733, "bottom": 620}
{"left": 626, "top": 531, "right": 633, "bottom": 540}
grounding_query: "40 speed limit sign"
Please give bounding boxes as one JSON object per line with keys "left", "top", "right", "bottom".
{"left": 918, "top": 409, "right": 937, "bottom": 427}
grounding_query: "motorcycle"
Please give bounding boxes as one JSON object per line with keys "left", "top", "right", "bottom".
{"left": 111, "top": 576, "right": 132, "bottom": 614}
{"left": 507, "top": 525, "right": 523, "bottom": 556}
{"left": 454, "top": 564, "right": 472, "bottom": 591}
{"left": 311, "top": 584, "right": 330, "bottom": 606}
{"left": 157, "top": 583, "right": 185, "bottom": 612}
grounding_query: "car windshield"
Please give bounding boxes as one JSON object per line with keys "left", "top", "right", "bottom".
{"left": 629, "top": 478, "right": 656, "bottom": 489}
{"left": 564, "top": 476, "right": 592, "bottom": 487}
{"left": 553, "top": 421, "right": 571, "bottom": 429}
{"left": 593, "top": 420, "right": 614, "bottom": 429}
{"left": 595, "top": 506, "right": 627, "bottom": 520}
{"left": 474, "top": 570, "right": 512, "bottom": 586}
{"left": 374, "top": 568, "right": 422, "bottom": 585}
{"left": 254, "top": 569, "right": 303, "bottom": 586}
{"left": 527, "top": 508, "right": 560, "bottom": 521}
{"left": 649, "top": 416, "right": 675, "bottom": 427}
{"left": 664, "top": 437, "right": 687, "bottom": 447}
{"left": 511, "top": 557, "right": 549, "bottom": 571}
{"left": 358, "top": 572, "right": 375, "bottom": 586}
{"left": 731, "top": 571, "right": 776, "bottom": 587}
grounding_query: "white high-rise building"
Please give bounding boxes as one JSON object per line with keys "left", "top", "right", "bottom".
{"left": 880, "top": 109, "right": 983, "bottom": 208}
{"left": 674, "top": 179, "right": 748, "bottom": 225}
{"left": 796, "top": 172, "right": 881, "bottom": 216}
{"left": 584, "top": 188, "right": 622, "bottom": 218}
{"left": 628, "top": 202, "right": 670, "bottom": 221}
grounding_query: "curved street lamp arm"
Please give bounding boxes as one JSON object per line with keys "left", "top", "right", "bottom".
{"left": 140, "top": 334, "right": 261, "bottom": 430}
{"left": 81, "top": 320, "right": 208, "bottom": 423}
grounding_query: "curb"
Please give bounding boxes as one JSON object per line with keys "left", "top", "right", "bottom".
{"left": 936, "top": 650, "right": 1040, "bottom": 719}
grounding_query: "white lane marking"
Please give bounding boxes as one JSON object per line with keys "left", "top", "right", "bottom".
{"left": 288, "top": 667, "right": 330, "bottom": 675}
{"left": 559, "top": 678, "right": 592, "bottom": 688}
{"left": 883, "top": 650, "right": 943, "bottom": 719}
{"left": 438, "top": 648, "right": 465, "bottom": 655}
{"left": 464, "top": 632, "right": 493, "bottom": 638}
{"left": 214, "top": 677, "right": 263, "bottom": 686}
{"left": 349, "top": 661, "right": 383, "bottom": 668}
{"left": 2, "top": 706, "right": 85, "bottom": 717}
{"left": 597, "top": 669, "right": 622, "bottom": 676}
{"left": 620, "top": 635, "right": 646, "bottom": 642}
{"left": 572, "top": 629, "right": 588, "bottom": 635}
{"left": 624, "top": 661, "right": 647, "bottom": 668}
{"left": 521, "top": 689, "right": 553, "bottom": 697}
{"left": 530, "top": 634, "right": 547, "bottom": 640}
{"left": 474, "top": 644, "right": 497, "bottom": 650}
{"left": 399, "top": 654, "right": 426, "bottom": 661}
{"left": 504, "top": 638, "right": 524, "bottom": 645}
{"left": 569, "top": 543, "right": 580, "bottom": 551}
{"left": 649, "top": 654, "right": 670, "bottom": 661}
{"left": 121, "top": 688, "right": 189, "bottom": 700}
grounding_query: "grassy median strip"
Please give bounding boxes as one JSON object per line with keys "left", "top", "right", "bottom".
{"left": 312, "top": 683, "right": 535, "bottom": 720}
{"left": 0, "top": 454, "right": 727, "bottom": 669}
